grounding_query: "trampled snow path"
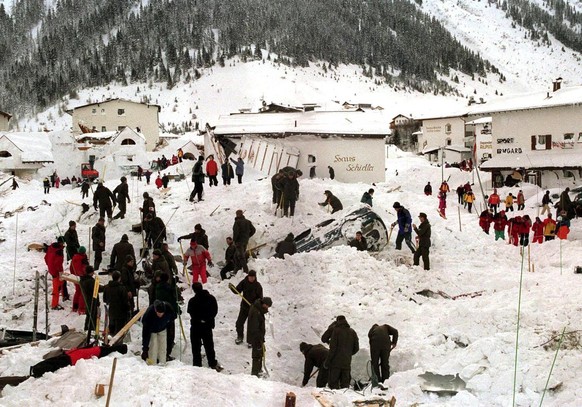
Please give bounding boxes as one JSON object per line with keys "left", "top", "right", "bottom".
{"left": 0, "top": 147, "right": 581, "bottom": 406}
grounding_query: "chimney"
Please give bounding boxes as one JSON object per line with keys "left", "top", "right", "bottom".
{"left": 552, "top": 77, "right": 563, "bottom": 92}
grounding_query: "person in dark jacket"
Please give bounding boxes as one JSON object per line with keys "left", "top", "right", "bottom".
{"left": 91, "top": 217, "right": 106, "bottom": 270}
{"left": 412, "top": 212, "right": 431, "bottom": 270}
{"left": 319, "top": 190, "right": 343, "bottom": 214}
{"left": 155, "top": 272, "right": 177, "bottom": 360}
{"left": 161, "top": 243, "right": 178, "bottom": 277}
{"left": 541, "top": 190, "right": 553, "bottom": 216}
{"left": 177, "top": 224, "right": 209, "bottom": 249}
{"left": 325, "top": 315, "right": 359, "bottom": 389}
{"left": 231, "top": 270, "right": 263, "bottom": 345}
{"left": 80, "top": 266, "right": 101, "bottom": 332}
{"left": 368, "top": 323, "right": 398, "bottom": 383}
{"left": 188, "top": 282, "right": 222, "bottom": 370}
{"left": 220, "top": 237, "right": 237, "bottom": 280}
{"left": 247, "top": 297, "right": 272, "bottom": 376}
{"left": 140, "top": 192, "right": 156, "bottom": 222}
{"left": 300, "top": 342, "right": 329, "bottom": 387}
{"left": 120, "top": 255, "right": 137, "bottom": 314}
{"left": 43, "top": 177, "right": 50, "bottom": 194}
{"left": 233, "top": 210, "right": 256, "bottom": 274}
{"left": 360, "top": 189, "right": 374, "bottom": 206}
{"left": 161, "top": 173, "right": 169, "bottom": 189}
{"left": 282, "top": 172, "right": 299, "bottom": 217}
{"left": 189, "top": 155, "right": 205, "bottom": 202}
{"left": 103, "top": 270, "right": 129, "bottom": 336}
{"left": 557, "top": 187, "right": 573, "bottom": 218}
{"left": 391, "top": 202, "right": 415, "bottom": 254}
{"left": 221, "top": 161, "right": 235, "bottom": 185}
{"left": 93, "top": 182, "right": 116, "bottom": 220}
{"left": 349, "top": 231, "right": 368, "bottom": 251}
{"left": 141, "top": 300, "right": 176, "bottom": 365}
{"left": 230, "top": 157, "right": 245, "bottom": 184}
{"left": 151, "top": 249, "right": 170, "bottom": 276}
{"left": 144, "top": 214, "right": 166, "bottom": 249}
{"left": 271, "top": 170, "right": 285, "bottom": 205}
{"left": 274, "top": 233, "right": 296, "bottom": 259}
{"left": 81, "top": 179, "right": 90, "bottom": 199}
{"left": 109, "top": 234, "right": 135, "bottom": 272}
{"left": 328, "top": 166, "right": 335, "bottom": 180}
{"left": 424, "top": 182, "right": 432, "bottom": 196}
{"left": 64, "top": 220, "right": 80, "bottom": 261}
{"left": 112, "top": 177, "right": 130, "bottom": 219}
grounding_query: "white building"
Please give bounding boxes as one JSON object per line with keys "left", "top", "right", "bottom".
{"left": 205, "top": 111, "right": 389, "bottom": 183}
{"left": 0, "top": 132, "right": 54, "bottom": 177}
{"left": 68, "top": 99, "right": 161, "bottom": 151}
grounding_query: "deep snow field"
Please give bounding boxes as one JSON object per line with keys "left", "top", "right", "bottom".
{"left": 0, "top": 146, "right": 581, "bottom": 406}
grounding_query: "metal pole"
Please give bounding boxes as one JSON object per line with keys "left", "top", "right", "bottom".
{"left": 12, "top": 213, "right": 18, "bottom": 295}
{"left": 45, "top": 271, "right": 49, "bottom": 337}
{"left": 441, "top": 147, "right": 444, "bottom": 184}
{"left": 33, "top": 270, "right": 39, "bottom": 341}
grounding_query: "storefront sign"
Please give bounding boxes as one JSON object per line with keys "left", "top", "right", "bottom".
{"left": 334, "top": 155, "right": 374, "bottom": 171}
{"left": 497, "top": 138, "right": 514, "bottom": 144}
{"left": 496, "top": 148, "right": 523, "bottom": 154}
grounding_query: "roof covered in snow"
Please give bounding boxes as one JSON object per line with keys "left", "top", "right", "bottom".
{"left": 0, "top": 110, "right": 12, "bottom": 119}
{"left": 75, "top": 131, "right": 116, "bottom": 141}
{"left": 480, "top": 149, "right": 582, "bottom": 170}
{"left": 0, "top": 132, "right": 54, "bottom": 162}
{"left": 111, "top": 127, "right": 146, "bottom": 143}
{"left": 68, "top": 98, "right": 161, "bottom": 113}
{"left": 466, "top": 117, "right": 492, "bottom": 125}
{"left": 213, "top": 111, "right": 389, "bottom": 137}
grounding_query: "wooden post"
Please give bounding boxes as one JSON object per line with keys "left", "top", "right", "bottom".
{"left": 458, "top": 206, "right": 462, "bottom": 232}
{"left": 33, "top": 270, "right": 39, "bottom": 341}
{"left": 285, "top": 392, "right": 296, "bottom": 407}
{"left": 528, "top": 244, "right": 531, "bottom": 272}
{"left": 105, "top": 358, "right": 118, "bottom": 407}
{"left": 88, "top": 227, "right": 92, "bottom": 264}
{"left": 12, "top": 213, "right": 18, "bottom": 295}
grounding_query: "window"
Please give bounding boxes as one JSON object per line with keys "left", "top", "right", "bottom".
{"left": 117, "top": 109, "right": 125, "bottom": 116}
{"left": 538, "top": 135, "right": 546, "bottom": 144}
{"left": 91, "top": 108, "right": 97, "bottom": 115}
{"left": 445, "top": 123, "right": 452, "bottom": 134}
{"left": 118, "top": 126, "right": 126, "bottom": 131}
{"left": 446, "top": 138, "right": 452, "bottom": 146}
{"left": 578, "top": 132, "right": 582, "bottom": 142}
{"left": 91, "top": 126, "right": 97, "bottom": 131}
{"left": 121, "top": 138, "right": 136, "bottom": 145}
{"left": 101, "top": 109, "right": 105, "bottom": 115}
{"left": 307, "top": 154, "right": 316, "bottom": 163}
{"left": 564, "top": 133, "right": 574, "bottom": 141}
{"left": 0, "top": 151, "right": 12, "bottom": 158}
{"left": 101, "top": 126, "right": 107, "bottom": 132}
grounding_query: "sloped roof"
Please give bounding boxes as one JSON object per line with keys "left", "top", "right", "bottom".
{"left": 480, "top": 149, "right": 582, "bottom": 170}
{"left": 68, "top": 98, "right": 161, "bottom": 113}
{"left": 213, "top": 111, "right": 388, "bottom": 137}
{"left": 0, "top": 110, "right": 12, "bottom": 120}
{"left": 0, "top": 132, "right": 54, "bottom": 162}
{"left": 75, "top": 131, "right": 116, "bottom": 141}
{"left": 111, "top": 127, "right": 146, "bottom": 143}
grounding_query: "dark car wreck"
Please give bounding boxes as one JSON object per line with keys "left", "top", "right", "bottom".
{"left": 293, "top": 206, "right": 389, "bottom": 253}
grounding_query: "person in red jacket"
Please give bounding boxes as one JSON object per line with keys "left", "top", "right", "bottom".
{"left": 479, "top": 209, "right": 493, "bottom": 234}
{"left": 488, "top": 189, "right": 501, "bottom": 215}
{"left": 532, "top": 217, "right": 544, "bottom": 244}
{"left": 155, "top": 174, "right": 163, "bottom": 189}
{"left": 206, "top": 155, "right": 219, "bottom": 187}
{"left": 183, "top": 240, "right": 213, "bottom": 284}
{"left": 70, "top": 246, "right": 89, "bottom": 313}
{"left": 493, "top": 210, "right": 507, "bottom": 241}
{"left": 519, "top": 215, "right": 532, "bottom": 246}
{"left": 508, "top": 216, "right": 521, "bottom": 246}
{"left": 45, "top": 237, "right": 65, "bottom": 310}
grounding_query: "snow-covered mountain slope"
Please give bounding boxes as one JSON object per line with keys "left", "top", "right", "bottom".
{"left": 422, "top": 0, "right": 582, "bottom": 93}
{"left": 0, "top": 146, "right": 580, "bottom": 405}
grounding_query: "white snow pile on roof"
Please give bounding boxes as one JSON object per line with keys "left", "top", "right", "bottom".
{"left": 481, "top": 149, "right": 582, "bottom": 169}
{"left": 0, "top": 132, "right": 54, "bottom": 162}
{"left": 213, "top": 111, "right": 389, "bottom": 136}
{"left": 75, "top": 131, "right": 117, "bottom": 141}
{"left": 465, "top": 117, "right": 491, "bottom": 125}
{"left": 111, "top": 127, "right": 146, "bottom": 143}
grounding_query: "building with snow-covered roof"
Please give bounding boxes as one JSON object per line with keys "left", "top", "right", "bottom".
{"left": 0, "top": 111, "right": 12, "bottom": 131}
{"left": 68, "top": 98, "right": 161, "bottom": 151}
{"left": 0, "top": 132, "right": 54, "bottom": 177}
{"left": 206, "top": 110, "right": 388, "bottom": 183}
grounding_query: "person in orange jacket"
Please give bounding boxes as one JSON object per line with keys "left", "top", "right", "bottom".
{"left": 542, "top": 214, "right": 556, "bottom": 241}
{"left": 505, "top": 193, "right": 514, "bottom": 212}
{"left": 488, "top": 189, "right": 501, "bottom": 214}
{"left": 517, "top": 190, "right": 525, "bottom": 210}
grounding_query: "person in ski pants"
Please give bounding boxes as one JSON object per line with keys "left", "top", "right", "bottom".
{"left": 183, "top": 240, "right": 212, "bottom": 284}
{"left": 391, "top": 202, "right": 416, "bottom": 254}
{"left": 141, "top": 300, "right": 176, "bottom": 365}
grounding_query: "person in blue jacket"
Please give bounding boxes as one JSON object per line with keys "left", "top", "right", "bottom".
{"left": 391, "top": 202, "right": 416, "bottom": 253}
{"left": 230, "top": 157, "right": 245, "bottom": 184}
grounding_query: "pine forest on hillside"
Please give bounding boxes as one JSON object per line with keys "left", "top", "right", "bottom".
{"left": 0, "top": 0, "right": 499, "bottom": 117}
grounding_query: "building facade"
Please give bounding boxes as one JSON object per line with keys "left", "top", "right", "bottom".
{"left": 69, "top": 99, "right": 160, "bottom": 151}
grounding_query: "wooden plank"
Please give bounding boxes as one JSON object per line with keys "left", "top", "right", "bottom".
{"left": 312, "top": 392, "right": 333, "bottom": 407}
{"left": 108, "top": 308, "right": 146, "bottom": 346}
